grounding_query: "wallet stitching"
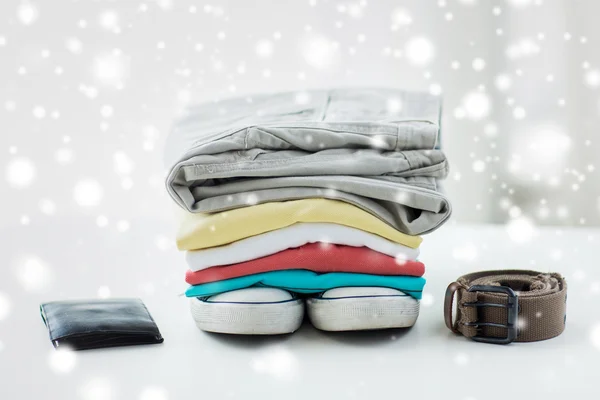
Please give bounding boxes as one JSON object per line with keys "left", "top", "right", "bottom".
{"left": 40, "top": 304, "right": 56, "bottom": 341}
{"left": 61, "top": 329, "right": 161, "bottom": 337}
{"left": 139, "top": 300, "right": 162, "bottom": 338}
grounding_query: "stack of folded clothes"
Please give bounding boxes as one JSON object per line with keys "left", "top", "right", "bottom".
{"left": 164, "top": 88, "right": 451, "bottom": 334}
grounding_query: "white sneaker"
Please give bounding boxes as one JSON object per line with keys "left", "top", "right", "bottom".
{"left": 190, "top": 287, "right": 304, "bottom": 335}
{"left": 306, "top": 287, "right": 420, "bottom": 331}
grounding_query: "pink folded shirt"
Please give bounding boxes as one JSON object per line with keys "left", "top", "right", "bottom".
{"left": 186, "top": 243, "right": 425, "bottom": 285}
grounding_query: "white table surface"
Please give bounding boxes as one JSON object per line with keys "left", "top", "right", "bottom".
{"left": 1, "top": 222, "right": 599, "bottom": 399}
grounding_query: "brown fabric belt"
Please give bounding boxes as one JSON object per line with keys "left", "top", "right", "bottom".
{"left": 444, "top": 270, "right": 567, "bottom": 344}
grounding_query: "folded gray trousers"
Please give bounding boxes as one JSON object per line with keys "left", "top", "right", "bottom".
{"left": 164, "top": 88, "right": 451, "bottom": 235}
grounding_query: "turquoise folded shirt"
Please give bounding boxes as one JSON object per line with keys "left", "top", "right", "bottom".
{"left": 185, "top": 270, "right": 425, "bottom": 299}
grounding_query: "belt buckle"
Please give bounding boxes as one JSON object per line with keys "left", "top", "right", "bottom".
{"left": 463, "top": 285, "right": 519, "bottom": 344}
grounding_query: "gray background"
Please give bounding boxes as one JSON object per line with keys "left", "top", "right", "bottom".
{"left": 2, "top": 0, "right": 600, "bottom": 228}
{"left": 1, "top": 1, "right": 600, "bottom": 399}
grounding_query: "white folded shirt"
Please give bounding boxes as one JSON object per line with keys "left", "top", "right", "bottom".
{"left": 185, "top": 222, "right": 420, "bottom": 271}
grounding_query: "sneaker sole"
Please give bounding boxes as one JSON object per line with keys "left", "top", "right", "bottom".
{"left": 307, "top": 294, "right": 420, "bottom": 331}
{"left": 190, "top": 297, "right": 305, "bottom": 335}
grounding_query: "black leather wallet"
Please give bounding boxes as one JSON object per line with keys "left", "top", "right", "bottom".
{"left": 40, "top": 298, "right": 164, "bottom": 350}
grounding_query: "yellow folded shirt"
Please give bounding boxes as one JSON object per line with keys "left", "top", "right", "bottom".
{"left": 176, "top": 198, "right": 422, "bottom": 250}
